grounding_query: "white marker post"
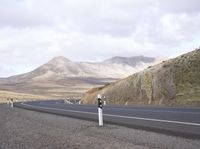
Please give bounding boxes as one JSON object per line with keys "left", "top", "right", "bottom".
{"left": 10, "top": 98, "right": 13, "bottom": 108}
{"left": 7, "top": 98, "right": 9, "bottom": 105}
{"left": 97, "top": 94, "right": 103, "bottom": 126}
{"left": 103, "top": 96, "right": 106, "bottom": 106}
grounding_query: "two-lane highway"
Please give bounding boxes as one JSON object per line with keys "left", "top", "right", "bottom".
{"left": 15, "top": 100, "right": 200, "bottom": 138}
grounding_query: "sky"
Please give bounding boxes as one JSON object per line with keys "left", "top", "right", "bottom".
{"left": 0, "top": 0, "right": 200, "bottom": 77}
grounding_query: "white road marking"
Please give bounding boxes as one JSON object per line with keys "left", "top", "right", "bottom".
{"left": 21, "top": 103, "right": 200, "bottom": 126}
{"left": 104, "top": 114, "right": 200, "bottom": 126}
{"left": 45, "top": 102, "right": 200, "bottom": 114}
{"left": 21, "top": 103, "right": 97, "bottom": 115}
{"left": 107, "top": 107, "right": 200, "bottom": 114}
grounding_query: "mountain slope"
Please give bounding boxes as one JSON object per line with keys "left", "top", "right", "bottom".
{"left": 0, "top": 55, "right": 160, "bottom": 98}
{"left": 82, "top": 48, "right": 200, "bottom": 106}
{"left": 2, "top": 56, "right": 159, "bottom": 82}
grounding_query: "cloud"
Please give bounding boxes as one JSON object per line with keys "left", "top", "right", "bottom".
{"left": 0, "top": 64, "right": 15, "bottom": 77}
{"left": 0, "top": 0, "right": 200, "bottom": 77}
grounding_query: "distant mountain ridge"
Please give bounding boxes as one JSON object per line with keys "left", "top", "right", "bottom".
{"left": 103, "top": 56, "right": 156, "bottom": 66}
{"left": 0, "top": 55, "right": 162, "bottom": 98}
{"left": 82, "top": 48, "right": 200, "bottom": 106}
{"left": 1, "top": 56, "right": 161, "bottom": 83}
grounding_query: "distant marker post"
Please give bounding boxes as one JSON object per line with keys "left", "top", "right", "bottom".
{"left": 97, "top": 94, "right": 103, "bottom": 126}
{"left": 7, "top": 98, "right": 9, "bottom": 105}
{"left": 11, "top": 98, "right": 13, "bottom": 108}
{"left": 103, "top": 96, "right": 106, "bottom": 106}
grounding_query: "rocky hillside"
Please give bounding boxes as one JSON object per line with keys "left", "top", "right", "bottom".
{"left": 82, "top": 48, "right": 200, "bottom": 106}
{"left": 0, "top": 56, "right": 160, "bottom": 98}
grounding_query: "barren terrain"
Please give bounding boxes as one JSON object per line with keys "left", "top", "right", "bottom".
{"left": 0, "top": 56, "right": 159, "bottom": 99}
{"left": 0, "top": 90, "right": 51, "bottom": 103}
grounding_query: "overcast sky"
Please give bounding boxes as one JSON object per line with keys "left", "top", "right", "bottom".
{"left": 0, "top": 0, "right": 200, "bottom": 77}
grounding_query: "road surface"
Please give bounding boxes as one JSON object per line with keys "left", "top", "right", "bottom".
{"left": 14, "top": 100, "right": 200, "bottom": 138}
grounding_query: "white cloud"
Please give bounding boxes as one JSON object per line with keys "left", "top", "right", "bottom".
{"left": 0, "top": 0, "right": 200, "bottom": 77}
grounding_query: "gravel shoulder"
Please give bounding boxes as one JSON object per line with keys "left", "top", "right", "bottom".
{"left": 0, "top": 104, "right": 200, "bottom": 149}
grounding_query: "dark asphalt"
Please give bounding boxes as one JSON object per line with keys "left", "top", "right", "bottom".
{"left": 14, "top": 100, "right": 200, "bottom": 139}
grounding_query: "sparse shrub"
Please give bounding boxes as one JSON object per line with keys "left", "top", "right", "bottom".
{"left": 163, "top": 64, "right": 168, "bottom": 68}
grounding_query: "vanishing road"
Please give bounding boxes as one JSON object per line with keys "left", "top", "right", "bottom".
{"left": 15, "top": 100, "right": 200, "bottom": 138}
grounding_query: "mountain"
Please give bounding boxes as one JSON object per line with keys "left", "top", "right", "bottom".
{"left": 82, "top": 48, "right": 200, "bottom": 106}
{"left": 0, "top": 55, "right": 161, "bottom": 98}
{"left": 103, "top": 56, "right": 156, "bottom": 66}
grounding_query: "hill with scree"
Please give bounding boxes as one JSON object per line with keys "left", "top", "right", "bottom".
{"left": 82, "top": 48, "right": 200, "bottom": 106}
{"left": 0, "top": 56, "right": 160, "bottom": 100}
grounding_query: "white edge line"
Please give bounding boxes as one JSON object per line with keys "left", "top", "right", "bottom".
{"left": 107, "top": 107, "right": 200, "bottom": 115}
{"left": 21, "top": 103, "right": 200, "bottom": 126}
{"left": 49, "top": 102, "right": 200, "bottom": 114}
{"left": 21, "top": 103, "right": 96, "bottom": 115}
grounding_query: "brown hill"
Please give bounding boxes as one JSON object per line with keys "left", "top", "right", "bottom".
{"left": 0, "top": 56, "right": 159, "bottom": 98}
{"left": 82, "top": 48, "right": 200, "bottom": 106}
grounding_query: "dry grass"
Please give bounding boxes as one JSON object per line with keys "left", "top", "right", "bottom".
{"left": 0, "top": 90, "right": 52, "bottom": 103}
{"left": 0, "top": 77, "right": 107, "bottom": 100}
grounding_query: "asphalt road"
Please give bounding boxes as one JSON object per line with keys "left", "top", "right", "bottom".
{"left": 14, "top": 100, "right": 200, "bottom": 139}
